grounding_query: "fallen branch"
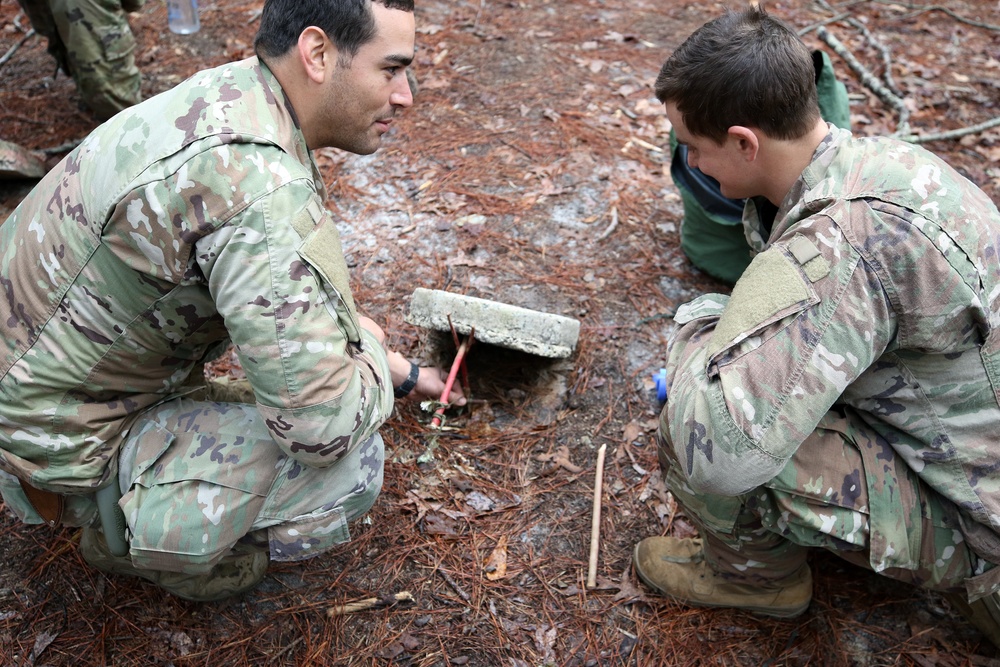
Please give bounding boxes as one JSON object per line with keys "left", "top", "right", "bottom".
{"left": 586, "top": 443, "right": 607, "bottom": 589}
{"left": 900, "top": 116, "right": 1000, "bottom": 144}
{"left": 0, "top": 29, "right": 36, "bottom": 72}
{"left": 595, "top": 206, "right": 618, "bottom": 242}
{"left": 810, "top": 2, "right": 996, "bottom": 144}
{"left": 816, "top": 26, "right": 911, "bottom": 136}
{"left": 865, "top": 0, "right": 1000, "bottom": 32}
{"left": 812, "top": 0, "right": 903, "bottom": 97}
{"left": 326, "top": 591, "right": 414, "bottom": 617}
{"left": 438, "top": 569, "right": 472, "bottom": 603}
{"left": 845, "top": 20, "right": 902, "bottom": 97}
{"left": 797, "top": 12, "right": 850, "bottom": 36}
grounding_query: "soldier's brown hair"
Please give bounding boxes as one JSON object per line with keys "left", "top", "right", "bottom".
{"left": 255, "top": 0, "right": 414, "bottom": 63}
{"left": 655, "top": 6, "right": 820, "bottom": 144}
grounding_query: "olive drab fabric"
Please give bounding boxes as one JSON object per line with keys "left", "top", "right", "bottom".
{"left": 671, "top": 49, "right": 850, "bottom": 284}
{"left": 15, "top": 0, "right": 142, "bottom": 120}
{"left": 0, "top": 57, "right": 393, "bottom": 571}
{"left": 659, "top": 125, "right": 1000, "bottom": 602}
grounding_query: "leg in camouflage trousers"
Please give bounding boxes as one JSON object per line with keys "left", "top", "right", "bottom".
{"left": 1, "top": 394, "right": 384, "bottom": 599}
{"left": 18, "top": 0, "right": 142, "bottom": 119}
{"left": 637, "top": 410, "right": 994, "bottom": 616}
{"left": 117, "top": 396, "right": 384, "bottom": 574}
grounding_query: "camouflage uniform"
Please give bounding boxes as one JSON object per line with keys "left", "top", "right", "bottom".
{"left": 658, "top": 124, "right": 1000, "bottom": 603}
{"left": 16, "top": 0, "right": 142, "bottom": 120}
{"left": 0, "top": 57, "right": 393, "bottom": 574}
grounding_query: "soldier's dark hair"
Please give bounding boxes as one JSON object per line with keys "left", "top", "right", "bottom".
{"left": 654, "top": 6, "right": 820, "bottom": 144}
{"left": 255, "top": 0, "right": 414, "bottom": 63}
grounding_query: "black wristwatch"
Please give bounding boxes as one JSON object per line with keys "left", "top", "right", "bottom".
{"left": 394, "top": 362, "right": 420, "bottom": 398}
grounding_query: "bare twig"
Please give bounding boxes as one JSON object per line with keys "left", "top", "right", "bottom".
{"left": 595, "top": 206, "right": 618, "bottom": 242}
{"left": 844, "top": 18, "right": 902, "bottom": 97}
{"left": 816, "top": 26, "right": 911, "bottom": 136}
{"left": 865, "top": 0, "right": 1000, "bottom": 32}
{"left": 797, "top": 12, "right": 850, "bottom": 36}
{"left": 587, "top": 444, "right": 607, "bottom": 589}
{"left": 0, "top": 29, "right": 36, "bottom": 72}
{"left": 900, "top": 116, "right": 1000, "bottom": 144}
{"left": 326, "top": 591, "right": 414, "bottom": 617}
{"left": 814, "top": 0, "right": 903, "bottom": 96}
{"left": 438, "top": 569, "right": 472, "bottom": 603}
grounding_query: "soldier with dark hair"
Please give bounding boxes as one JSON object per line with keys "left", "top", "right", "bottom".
{"left": 634, "top": 6, "right": 1000, "bottom": 646}
{"left": 0, "top": 0, "right": 461, "bottom": 601}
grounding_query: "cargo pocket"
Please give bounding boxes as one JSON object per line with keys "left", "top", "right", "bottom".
{"left": 268, "top": 503, "right": 350, "bottom": 562}
{"left": 117, "top": 404, "right": 279, "bottom": 573}
{"left": 118, "top": 420, "right": 176, "bottom": 565}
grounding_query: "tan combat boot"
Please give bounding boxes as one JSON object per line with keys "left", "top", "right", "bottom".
{"left": 633, "top": 536, "right": 812, "bottom": 618}
{"left": 80, "top": 528, "right": 268, "bottom": 602}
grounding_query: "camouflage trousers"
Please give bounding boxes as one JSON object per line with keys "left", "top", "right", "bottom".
{"left": 0, "top": 397, "right": 383, "bottom": 575}
{"left": 17, "top": 0, "right": 142, "bottom": 119}
{"left": 657, "top": 410, "right": 998, "bottom": 601}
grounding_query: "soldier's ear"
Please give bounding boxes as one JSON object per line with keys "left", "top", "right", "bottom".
{"left": 296, "top": 26, "right": 335, "bottom": 84}
{"left": 728, "top": 126, "right": 760, "bottom": 163}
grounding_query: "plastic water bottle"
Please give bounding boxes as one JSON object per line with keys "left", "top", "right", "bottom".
{"left": 652, "top": 368, "right": 668, "bottom": 403}
{"left": 167, "top": 0, "right": 200, "bottom": 35}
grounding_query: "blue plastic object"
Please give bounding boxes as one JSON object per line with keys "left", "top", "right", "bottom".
{"left": 652, "top": 368, "right": 667, "bottom": 402}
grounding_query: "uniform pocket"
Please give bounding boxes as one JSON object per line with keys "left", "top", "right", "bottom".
{"left": 267, "top": 503, "right": 350, "bottom": 562}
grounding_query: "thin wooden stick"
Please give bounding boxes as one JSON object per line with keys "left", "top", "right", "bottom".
{"left": 816, "top": 26, "right": 912, "bottom": 136}
{"left": 587, "top": 443, "right": 607, "bottom": 589}
{"left": 327, "top": 591, "right": 414, "bottom": 617}
{"left": 901, "top": 116, "right": 1000, "bottom": 144}
{"left": 0, "top": 29, "right": 36, "bottom": 71}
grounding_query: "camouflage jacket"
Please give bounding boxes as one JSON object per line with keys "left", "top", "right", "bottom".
{"left": 662, "top": 125, "right": 1000, "bottom": 569}
{"left": 0, "top": 57, "right": 393, "bottom": 493}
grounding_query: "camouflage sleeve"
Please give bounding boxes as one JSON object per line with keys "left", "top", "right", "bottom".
{"left": 195, "top": 171, "right": 392, "bottom": 469}
{"left": 661, "top": 225, "right": 894, "bottom": 495}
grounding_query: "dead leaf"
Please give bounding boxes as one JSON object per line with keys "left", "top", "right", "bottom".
{"left": 613, "top": 578, "right": 646, "bottom": 603}
{"left": 534, "top": 625, "right": 557, "bottom": 662}
{"left": 465, "top": 490, "right": 496, "bottom": 512}
{"left": 535, "top": 445, "right": 583, "bottom": 474}
{"left": 423, "top": 512, "right": 460, "bottom": 536}
{"left": 622, "top": 420, "right": 643, "bottom": 443}
{"left": 376, "top": 642, "right": 405, "bottom": 660}
{"left": 27, "top": 631, "right": 58, "bottom": 666}
{"left": 484, "top": 535, "right": 508, "bottom": 580}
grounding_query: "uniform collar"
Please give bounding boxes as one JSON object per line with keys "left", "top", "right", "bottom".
{"left": 255, "top": 57, "right": 328, "bottom": 200}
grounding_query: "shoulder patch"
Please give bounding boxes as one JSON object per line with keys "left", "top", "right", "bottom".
{"left": 787, "top": 235, "right": 830, "bottom": 283}
{"left": 707, "top": 249, "right": 812, "bottom": 359}
{"left": 297, "top": 210, "right": 360, "bottom": 337}
{"left": 788, "top": 235, "right": 820, "bottom": 264}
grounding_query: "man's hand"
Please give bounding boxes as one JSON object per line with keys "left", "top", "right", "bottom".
{"left": 358, "top": 315, "right": 465, "bottom": 405}
{"left": 387, "top": 349, "right": 466, "bottom": 406}
{"left": 413, "top": 362, "right": 467, "bottom": 406}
